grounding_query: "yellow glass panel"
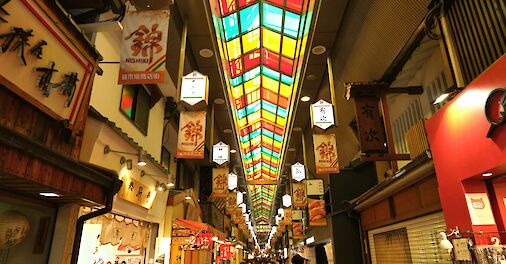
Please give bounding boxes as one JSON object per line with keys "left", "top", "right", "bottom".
{"left": 262, "top": 28, "right": 280, "bottom": 53}
{"left": 276, "top": 116, "right": 286, "bottom": 126}
{"left": 261, "top": 135, "right": 271, "bottom": 143}
{"left": 281, "top": 36, "right": 296, "bottom": 59}
{"left": 262, "top": 110, "right": 276, "bottom": 122}
{"left": 248, "top": 112, "right": 261, "bottom": 123}
{"left": 251, "top": 136, "right": 261, "bottom": 146}
{"left": 262, "top": 76, "right": 279, "bottom": 93}
{"left": 244, "top": 76, "right": 261, "bottom": 94}
{"left": 279, "top": 83, "right": 292, "bottom": 98}
{"left": 227, "top": 38, "right": 242, "bottom": 60}
{"left": 247, "top": 89, "right": 261, "bottom": 104}
{"left": 231, "top": 84, "right": 244, "bottom": 99}
{"left": 239, "top": 118, "right": 248, "bottom": 127}
{"left": 242, "top": 29, "right": 260, "bottom": 54}
{"left": 273, "top": 140, "right": 282, "bottom": 149}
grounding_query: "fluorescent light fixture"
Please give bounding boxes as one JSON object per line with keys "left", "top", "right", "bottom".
{"left": 40, "top": 192, "right": 61, "bottom": 197}
{"left": 433, "top": 93, "right": 450, "bottom": 104}
{"left": 230, "top": 149, "right": 237, "bottom": 153}
{"left": 483, "top": 172, "right": 493, "bottom": 177}
{"left": 301, "top": 96, "right": 311, "bottom": 102}
{"left": 306, "top": 236, "right": 315, "bottom": 244}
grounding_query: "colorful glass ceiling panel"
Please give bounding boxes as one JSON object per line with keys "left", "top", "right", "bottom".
{"left": 210, "top": 0, "right": 316, "bottom": 226}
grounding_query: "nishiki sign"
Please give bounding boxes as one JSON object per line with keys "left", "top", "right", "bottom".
{"left": 485, "top": 88, "right": 506, "bottom": 138}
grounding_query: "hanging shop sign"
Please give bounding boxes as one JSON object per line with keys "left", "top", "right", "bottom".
{"left": 313, "top": 134, "right": 340, "bottom": 174}
{"left": 213, "top": 141, "right": 229, "bottom": 165}
{"left": 306, "top": 179, "right": 324, "bottom": 196}
{"left": 292, "top": 210, "right": 303, "bottom": 220}
{"left": 310, "top": 100, "right": 335, "bottom": 130}
{"left": 212, "top": 167, "right": 229, "bottom": 197}
{"left": 0, "top": 0, "right": 96, "bottom": 126}
{"left": 291, "top": 162, "right": 306, "bottom": 182}
{"left": 219, "top": 244, "right": 232, "bottom": 259}
{"left": 484, "top": 88, "right": 506, "bottom": 138}
{"left": 191, "top": 233, "right": 212, "bottom": 250}
{"left": 177, "top": 111, "right": 206, "bottom": 159}
{"left": 228, "top": 172, "right": 238, "bottom": 190}
{"left": 465, "top": 193, "right": 496, "bottom": 225}
{"left": 283, "top": 208, "right": 292, "bottom": 224}
{"left": 354, "top": 96, "right": 387, "bottom": 153}
{"left": 118, "top": 174, "right": 156, "bottom": 209}
{"left": 225, "top": 191, "right": 237, "bottom": 215}
{"left": 293, "top": 221, "right": 304, "bottom": 239}
{"left": 119, "top": 10, "right": 169, "bottom": 84}
{"left": 292, "top": 182, "right": 307, "bottom": 208}
{"left": 180, "top": 71, "right": 209, "bottom": 108}
{"left": 308, "top": 198, "right": 327, "bottom": 226}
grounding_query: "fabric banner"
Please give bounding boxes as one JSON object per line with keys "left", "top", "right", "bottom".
{"left": 119, "top": 10, "right": 169, "bottom": 84}
{"left": 313, "top": 134, "right": 340, "bottom": 174}
{"left": 292, "top": 182, "right": 307, "bottom": 208}
{"left": 211, "top": 167, "right": 228, "bottom": 197}
{"left": 177, "top": 111, "right": 206, "bottom": 159}
{"left": 308, "top": 198, "right": 327, "bottom": 226}
{"left": 123, "top": 223, "right": 143, "bottom": 247}
{"left": 293, "top": 221, "right": 304, "bottom": 239}
{"left": 225, "top": 192, "right": 237, "bottom": 215}
{"left": 283, "top": 208, "right": 292, "bottom": 225}
{"left": 117, "top": 174, "right": 156, "bottom": 209}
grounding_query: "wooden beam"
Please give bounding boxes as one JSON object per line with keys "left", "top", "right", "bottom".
{"left": 360, "top": 153, "right": 411, "bottom": 161}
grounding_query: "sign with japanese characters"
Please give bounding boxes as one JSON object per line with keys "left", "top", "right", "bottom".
{"left": 212, "top": 141, "right": 229, "bottom": 165}
{"left": 219, "top": 244, "right": 232, "bottom": 259}
{"left": 313, "top": 134, "right": 340, "bottom": 174}
{"left": 177, "top": 111, "right": 206, "bottom": 159}
{"left": 119, "top": 10, "right": 169, "bottom": 84}
{"left": 354, "top": 96, "right": 387, "bottom": 153}
{"left": 0, "top": 0, "right": 95, "bottom": 126}
{"left": 228, "top": 172, "right": 238, "bottom": 190}
{"left": 212, "top": 167, "right": 229, "bottom": 197}
{"left": 311, "top": 100, "right": 335, "bottom": 130}
{"left": 180, "top": 71, "right": 209, "bottom": 107}
{"left": 118, "top": 173, "right": 156, "bottom": 209}
{"left": 292, "top": 210, "right": 303, "bottom": 220}
{"left": 306, "top": 179, "right": 324, "bottom": 196}
{"left": 291, "top": 163, "right": 306, "bottom": 182}
{"left": 465, "top": 193, "right": 496, "bottom": 225}
{"left": 308, "top": 198, "right": 327, "bottom": 226}
{"left": 225, "top": 191, "right": 237, "bottom": 215}
{"left": 191, "top": 233, "right": 212, "bottom": 250}
{"left": 292, "top": 182, "right": 307, "bottom": 208}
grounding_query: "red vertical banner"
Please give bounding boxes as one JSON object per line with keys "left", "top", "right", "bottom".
{"left": 220, "top": 244, "right": 232, "bottom": 259}
{"left": 354, "top": 95, "right": 387, "bottom": 153}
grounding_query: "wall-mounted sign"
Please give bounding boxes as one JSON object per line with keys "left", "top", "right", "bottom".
{"left": 354, "top": 96, "right": 387, "bottom": 153}
{"left": 0, "top": 0, "right": 95, "bottom": 126}
{"left": 213, "top": 142, "right": 229, "bottom": 165}
{"left": 180, "top": 71, "right": 209, "bottom": 107}
{"left": 291, "top": 163, "right": 305, "bottom": 182}
{"left": 292, "top": 182, "right": 307, "bottom": 208}
{"left": 306, "top": 179, "right": 324, "bottom": 196}
{"left": 228, "top": 172, "right": 238, "bottom": 190}
{"left": 311, "top": 100, "right": 335, "bottom": 130}
{"left": 119, "top": 10, "right": 169, "bottom": 84}
{"left": 465, "top": 193, "right": 496, "bottom": 225}
{"left": 177, "top": 111, "right": 206, "bottom": 159}
{"left": 313, "top": 134, "right": 339, "bottom": 174}
{"left": 118, "top": 174, "right": 156, "bottom": 209}
{"left": 293, "top": 221, "right": 304, "bottom": 239}
{"left": 484, "top": 88, "right": 506, "bottom": 137}
{"left": 308, "top": 198, "right": 327, "bottom": 226}
{"left": 212, "top": 167, "right": 229, "bottom": 197}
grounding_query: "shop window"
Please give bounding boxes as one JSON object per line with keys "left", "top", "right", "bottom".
{"left": 120, "top": 85, "right": 150, "bottom": 134}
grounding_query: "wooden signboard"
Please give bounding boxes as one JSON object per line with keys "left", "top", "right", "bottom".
{"left": 118, "top": 174, "right": 156, "bottom": 209}
{"left": 354, "top": 96, "right": 387, "bottom": 153}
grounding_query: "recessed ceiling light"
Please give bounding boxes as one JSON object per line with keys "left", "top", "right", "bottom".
{"left": 293, "top": 127, "right": 302, "bottom": 132}
{"left": 288, "top": 148, "right": 296, "bottom": 152}
{"left": 199, "top": 48, "right": 214, "bottom": 58}
{"left": 306, "top": 74, "right": 317, "bottom": 80}
{"left": 185, "top": 195, "right": 192, "bottom": 200}
{"left": 166, "top": 182, "right": 175, "bottom": 187}
{"left": 214, "top": 98, "right": 225, "bottom": 104}
{"left": 311, "top": 45, "right": 326, "bottom": 55}
{"left": 147, "top": 4, "right": 150, "bottom": 8}
{"left": 40, "top": 192, "right": 61, "bottom": 197}
{"left": 230, "top": 149, "right": 237, "bottom": 153}
{"left": 301, "top": 96, "right": 311, "bottom": 102}
{"left": 483, "top": 172, "right": 493, "bottom": 177}
{"left": 224, "top": 129, "right": 232, "bottom": 134}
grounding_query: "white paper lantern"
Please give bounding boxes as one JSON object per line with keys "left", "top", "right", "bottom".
{"left": 228, "top": 173, "right": 238, "bottom": 190}
{"left": 282, "top": 194, "right": 292, "bottom": 207}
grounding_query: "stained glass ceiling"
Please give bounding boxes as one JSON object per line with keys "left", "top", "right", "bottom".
{"left": 210, "top": 0, "right": 316, "bottom": 228}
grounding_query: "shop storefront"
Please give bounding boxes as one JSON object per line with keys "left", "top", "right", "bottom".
{"left": 426, "top": 54, "right": 506, "bottom": 253}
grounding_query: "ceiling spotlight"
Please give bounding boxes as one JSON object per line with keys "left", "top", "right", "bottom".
{"left": 483, "top": 172, "right": 493, "bottom": 177}
{"left": 306, "top": 74, "right": 317, "bottom": 80}
{"left": 40, "top": 192, "right": 61, "bottom": 197}
{"left": 230, "top": 149, "right": 237, "bottom": 154}
{"left": 311, "top": 45, "right": 326, "bottom": 55}
{"left": 166, "top": 182, "right": 175, "bottom": 187}
{"left": 433, "top": 93, "right": 450, "bottom": 105}
{"left": 199, "top": 48, "right": 214, "bottom": 58}
{"left": 224, "top": 129, "right": 233, "bottom": 134}
{"left": 147, "top": 4, "right": 150, "bottom": 8}
{"left": 301, "top": 96, "right": 311, "bottom": 102}
{"left": 158, "top": 185, "right": 163, "bottom": 191}
{"left": 214, "top": 98, "right": 225, "bottom": 104}
{"left": 138, "top": 150, "right": 147, "bottom": 166}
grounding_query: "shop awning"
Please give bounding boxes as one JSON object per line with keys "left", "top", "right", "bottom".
{"left": 173, "top": 219, "right": 227, "bottom": 241}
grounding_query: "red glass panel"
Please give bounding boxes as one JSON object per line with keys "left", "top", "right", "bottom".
{"left": 274, "top": 126, "right": 284, "bottom": 135}
{"left": 262, "top": 49, "right": 280, "bottom": 70}
{"left": 219, "top": 0, "right": 236, "bottom": 16}
{"left": 286, "top": 0, "right": 304, "bottom": 13}
{"left": 244, "top": 50, "right": 261, "bottom": 70}
{"left": 266, "top": 0, "right": 284, "bottom": 7}
{"left": 280, "top": 56, "right": 293, "bottom": 76}
{"left": 229, "top": 58, "right": 243, "bottom": 78}
{"left": 239, "top": 0, "right": 257, "bottom": 7}
{"left": 261, "top": 88, "right": 278, "bottom": 105}
{"left": 235, "top": 97, "right": 245, "bottom": 110}
{"left": 241, "top": 127, "right": 250, "bottom": 137}
{"left": 278, "top": 95, "right": 289, "bottom": 109}
{"left": 262, "top": 121, "right": 274, "bottom": 131}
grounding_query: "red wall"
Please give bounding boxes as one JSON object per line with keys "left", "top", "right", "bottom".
{"left": 425, "top": 55, "right": 506, "bottom": 237}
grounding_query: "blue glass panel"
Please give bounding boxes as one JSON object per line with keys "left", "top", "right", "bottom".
{"left": 222, "top": 13, "right": 239, "bottom": 41}
{"left": 262, "top": 66, "right": 280, "bottom": 80}
{"left": 277, "top": 107, "right": 287, "bottom": 118}
{"left": 241, "top": 134, "right": 249, "bottom": 143}
{"left": 262, "top": 3, "right": 283, "bottom": 32}
{"left": 262, "top": 128, "right": 274, "bottom": 138}
{"left": 262, "top": 101, "right": 277, "bottom": 114}
{"left": 251, "top": 129, "right": 261, "bottom": 138}
{"left": 281, "top": 74, "right": 292, "bottom": 85}
{"left": 246, "top": 167, "right": 253, "bottom": 173}
{"left": 237, "top": 108, "right": 247, "bottom": 119}
{"left": 246, "top": 101, "right": 261, "bottom": 114}
{"left": 274, "top": 133, "right": 283, "bottom": 142}
{"left": 231, "top": 75, "right": 243, "bottom": 86}
{"left": 272, "top": 152, "right": 280, "bottom": 158}
{"left": 284, "top": 11, "right": 300, "bottom": 38}
{"left": 244, "top": 67, "right": 261, "bottom": 82}
{"left": 240, "top": 3, "right": 260, "bottom": 33}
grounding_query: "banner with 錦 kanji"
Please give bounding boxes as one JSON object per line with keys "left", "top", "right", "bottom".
{"left": 313, "top": 134, "right": 339, "bottom": 174}
{"left": 212, "top": 167, "right": 229, "bottom": 197}
{"left": 177, "top": 111, "right": 206, "bottom": 159}
{"left": 292, "top": 182, "right": 307, "bottom": 208}
{"left": 119, "top": 10, "right": 169, "bottom": 84}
